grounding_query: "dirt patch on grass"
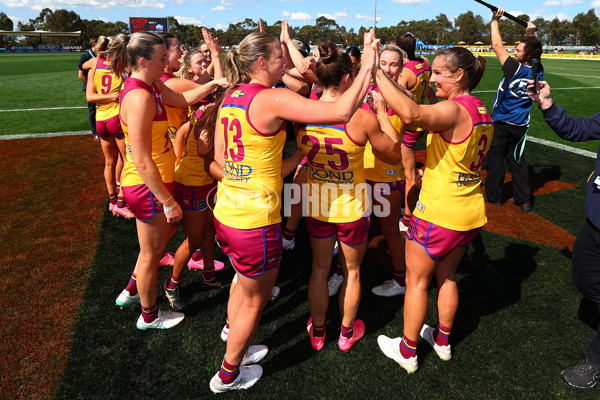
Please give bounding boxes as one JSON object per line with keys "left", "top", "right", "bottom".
{"left": 0, "top": 135, "right": 105, "bottom": 399}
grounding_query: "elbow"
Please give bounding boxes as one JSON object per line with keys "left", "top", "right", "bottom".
{"left": 333, "top": 109, "right": 352, "bottom": 124}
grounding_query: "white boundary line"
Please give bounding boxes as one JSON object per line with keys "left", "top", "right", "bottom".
{"left": 475, "top": 86, "right": 600, "bottom": 93}
{"left": 527, "top": 136, "right": 596, "bottom": 159}
{"left": 0, "top": 130, "right": 90, "bottom": 140}
{"left": 0, "top": 106, "right": 87, "bottom": 112}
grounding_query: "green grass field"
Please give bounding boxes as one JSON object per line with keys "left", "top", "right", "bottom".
{"left": 1, "top": 52, "right": 600, "bottom": 399}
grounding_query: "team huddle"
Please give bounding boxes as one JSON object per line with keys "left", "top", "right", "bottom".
{"left": 76, "top": 13, "right": 547, "bottom": 393}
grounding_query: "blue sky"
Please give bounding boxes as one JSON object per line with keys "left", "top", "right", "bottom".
{"left": 1, "top": 0, "right": 599, "bottom": 31}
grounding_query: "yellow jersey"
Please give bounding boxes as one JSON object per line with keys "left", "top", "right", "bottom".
{"left": 120, "top": 77, "right": 175, "bottom": 187}
{"left": 93, "top": 58, "right": 123, "bottom": 121}
{"left": 414, "top": 95, "right": 494, "bottom": 230}
{"left": 297, "top": 121, "right": 368, "bottom": 223}
{"left": 174, "top": 107, "right": 215, "bottom": 187}
{"left": 214, "top": 83, "right": 286, "bottom": 229}
{"left": 404, "top": 59, "right": 432, "bottom": 133}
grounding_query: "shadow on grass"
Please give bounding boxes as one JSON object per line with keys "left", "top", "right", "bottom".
{"left": 452, "top": 235, "right": 538, "bottom": 347}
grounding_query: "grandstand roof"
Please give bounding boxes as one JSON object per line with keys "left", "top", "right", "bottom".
{"left": 0, "top": 30, "right": 81, "bottom": 37}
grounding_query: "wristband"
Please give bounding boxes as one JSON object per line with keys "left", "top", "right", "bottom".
{"left": 163, "top": 201, "right": 177, "bottom": 211}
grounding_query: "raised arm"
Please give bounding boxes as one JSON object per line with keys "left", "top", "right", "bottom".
{"left": 530, "top": 80, "right": 600, "bottom": 142}
{"left": 491, "top": 7, "right": 510, "bottom": 66}
{"left": 362, "top": 91, "right": 402, "bottom": 162}
{"left": 252, "top": 32, "right": 379, "bottom": 132}
{"left": 203, "top": 27, "right": 224, "bottom": 80}
{"left": 280, "top": 19, "right": 319, "bottom": 85}
{"left": 375, "top": 69, "right": 462, "bottom": 136}
{"left": 157, "top": 77, "right": 227, "bottom": 108}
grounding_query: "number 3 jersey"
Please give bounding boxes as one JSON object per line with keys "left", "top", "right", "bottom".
{"left": 414, "top": 95, "right": 494, "bottom": 231}
{"left": 297, "top": 122, "right": 367, "bottom": 223}
{"left": 214, "top": 83, "right": 286, "bottom": 229}
{"left": 93, "top": 58, "right": 123, "bottom": 121}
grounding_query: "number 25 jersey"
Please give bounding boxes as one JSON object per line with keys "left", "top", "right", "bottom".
{"left": 214, "top": 83, "right": 286, "bottom": 229}
{"left": 414, "top": 95, "right": 494, "bottom": 231}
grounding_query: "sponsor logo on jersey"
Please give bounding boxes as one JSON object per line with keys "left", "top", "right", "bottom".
{"left": 416, "top": 200, "right": 425, "bottom": 213}
{"left": 478, "top": 106, "right": 487, "bottom": 114}
{"left": 386, "top": 169, "right": 397, "bottom": 176}
{"left": 224, "top": 161, "right": 253, "bottom": 182}
{"left": 309, "top": 166, "right": 354, "bottom": 184}
{"left": 231, "top": 90, "right": 246, "bottom": 98}
{"left": 456, "top": 172, "right": 482, "bottom": 187}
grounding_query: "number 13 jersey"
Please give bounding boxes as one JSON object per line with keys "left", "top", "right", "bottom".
{"left": 214, "top": 83, "right": 286, "bottom": 229}
{"left": 414, "top": 95, "right": 494, "bottom": 231}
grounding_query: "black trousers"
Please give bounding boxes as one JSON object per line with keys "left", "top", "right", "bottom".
{"left": 87, "top": 102, "right": 97, "bottom": 136}
{"left": 572, "top": 218, "right": 600, "bottom": 365}
{"left": 484, "top": 122, "right": 530, "bottom": 204}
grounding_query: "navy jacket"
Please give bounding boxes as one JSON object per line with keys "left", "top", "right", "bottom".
{"left": 541, "top": 103, "right": 600, "bottom": 228}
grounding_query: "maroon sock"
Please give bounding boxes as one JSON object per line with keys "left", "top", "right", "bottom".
{"left": 399, "top": 334, "right": 418, "bottom": 359}
{"left": 117, "top": 195, "right": 126, "bottom": 208}
{"left": 203, "top": 266, "right": 216, "bottom": 282}
{"left": 312, "top": 322, "right": 325, "bottom": 338}
{"left": 166, "top": 275, "right": 180, "bottom": 290}
{"left": 191, "top": 250, "right": 203, "bottom": 262}
{"left": 393, "top": 272, "right": 406, "bottom": 287}
{"left": 109, "top": 193, "right": 118, "bottom": 205}
{"left": 141, "top": 303, "right": 158, "bottom": 323}
{"left": 335, "top": 264, "right": 343, "bottom": 276}
{"left": 218, "top": 359, "right": 240, "bottom": 384}
{"left": 283, "top": 228, "right": 295, "bottom": 241}
{"left": 434, "top": 322, "right": 452, "bottom": 347}
{"left": 125, "top": 272, "right": 138, "bottom": 296}
{"left": 340, "top": 323, "right": 353, "bottom": 339}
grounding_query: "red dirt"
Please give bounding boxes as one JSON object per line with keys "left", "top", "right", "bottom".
{"left": 0, "top": 135, "right": 105, "bottom": 400}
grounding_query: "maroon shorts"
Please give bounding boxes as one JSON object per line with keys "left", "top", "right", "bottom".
{"left": 406, "top": 216, "right": 482, "bottom": 259}
{"left": 96, "top": 114, "right": 124, "bottom": 139}
{"left": 174, "top": 181, "right": 217, "bottom": 212}
{"left": 306, "top": 216, "right": 369, "bottom": 246}
{"left": 122, "top": 182, "right": 175, "bottom": 222}
{"left": 214, "top": 219, "right": 282, "bottom": 278}
{"left": 367, "top": 180, "right": 405, "bottom": 197}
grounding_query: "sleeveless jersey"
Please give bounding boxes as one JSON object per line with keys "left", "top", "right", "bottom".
{"left": 413, "top": 95, "right": 494, "bottom": 231}
{"left": 214, "top": 83, "right": 286, "bottom": 229}
{"left": 93, "top": 58, "right": 123, "bottom": 121}
{"left": 120, "top": 77, "right": 175, "bottom": 187}
{"left": 361, "top": 88, "right": 405, "bottom": 182}
{"left": 492, "top": 57, "right": 544, "bottom": 126}
{"left": 404, "top": 60, "right": 431, "bottom": 105}
{"left": 174, "top": 107, "right": 214, "bottom": 187}
{"left": 161, "top": 72, "right": 189, "bottom": 142}
{"left": 404, "top": 59, "right": 432, "bottom": 132}
{"left": 297, "top": 122, "right": 367, "bottom": 223}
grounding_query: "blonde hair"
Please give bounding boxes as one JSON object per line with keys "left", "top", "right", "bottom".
{"left": 224, "top": 32, "right": 280, "bottom": 89}
{"left": 176, "top": 49, "right": 203, "bottom": 80}
{"left": 107, "top": 32, "right": 165, "bottom": 77}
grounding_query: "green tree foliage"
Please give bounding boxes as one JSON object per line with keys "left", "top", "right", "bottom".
{"left": 572, "top": 10, "right": 599, "bottom": 45}
{"left": 0, "top": 12, "right": 14, "bottom": 30}
{"left": 454, "top": 11, "right": 486, "bottom": 44}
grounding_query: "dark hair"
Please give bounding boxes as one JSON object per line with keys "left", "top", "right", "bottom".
{"left": 316, "top": 42, "right": 353, "bottom": 89}
{"left": 194, "top": 87, "right": 228, "bottom": 145}
{"left": 345, "top": 46, "right": 361, "bottom": 59}
{"left": 157, "top": 33, "right": 178, "bottom": 49}
{"left": 519, "top": 36, "right": 543, "bottom": 63}
{"left": 435, "top": 47, "right": 486, "bottom": 92}
{"left": 395, "top": 32, "right": 419, "bottom": 61}
{"left": 89, "top": 37, "right": 98, "bottom": 47}
{"left": 224, "top": 32, "right": 280, "bottom": 88}
{"left": 107, "top": 32, "right": 165, "bottom": 76}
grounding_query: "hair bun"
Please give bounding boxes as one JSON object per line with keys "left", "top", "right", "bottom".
{"left": 317, "top": 43, "right": 338, "bottom": 64}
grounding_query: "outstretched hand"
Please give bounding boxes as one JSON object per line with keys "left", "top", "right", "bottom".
{"left": 202, "top": 27, "right": 221, "bottom": 56}
{"left": 280, "top": 19, "right": 291, "bottom": 44}
{"left": 259, "top": 19, "right": 266, "bottom": 33}
{"left": 362, "top": 30, "right": 381, "bottom": 72}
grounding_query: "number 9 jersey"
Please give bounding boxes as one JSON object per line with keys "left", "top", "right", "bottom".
{"left": 214, "top": 83, "right": 286, "bottom": 229}
{"left": 93, "top": 58, "right": 123, "bottom": 121}
{"left": 414, "top": 95, "right": 494, "bottom": 231}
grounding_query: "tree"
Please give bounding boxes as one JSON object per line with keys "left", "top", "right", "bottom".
{"left": 0, "top": 12, "right": 14, "bottom": 31}
{"left": 434, "top": 14, "right": 454, "bottom": 44}
{"left": 454, "top": 11, "right": 486, "bottom": 44}
{"left": 572, "top": 10, "right": 599, "bottom": 45}
{"left": 45, "top": 9, "right": 81, "bottom": 32}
